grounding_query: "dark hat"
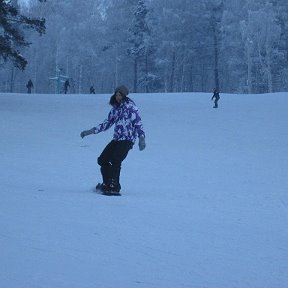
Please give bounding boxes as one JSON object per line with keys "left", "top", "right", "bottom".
{"left": 109, "top": 85, "right": 129, "bottom": 106}
{"left": 115, "top": 85, "right": 129, "bottom": 97}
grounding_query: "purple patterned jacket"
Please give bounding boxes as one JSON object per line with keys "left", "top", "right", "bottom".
{"left": 94, "top": 98, "right": 145, "bottom": 143}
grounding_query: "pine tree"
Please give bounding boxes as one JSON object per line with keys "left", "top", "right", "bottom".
{"left": 0, "top": 0, "right": 45, "bottom": 70}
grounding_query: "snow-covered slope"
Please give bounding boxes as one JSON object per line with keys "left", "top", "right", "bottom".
{"left": 1, "top": 91, "right": 287, "bottom": 288}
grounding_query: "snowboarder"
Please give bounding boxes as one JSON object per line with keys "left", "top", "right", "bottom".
{"left": 64, "top": 79, "right": 70, "bottom": 94}
{"left": 26, "top": 79, "right": 33, "bottom": 94}
{"left": 211, "top": 88, "right": 220, "bottom": 108}
{"left": 80, "top": 85, "right": 146, "bottom": 195}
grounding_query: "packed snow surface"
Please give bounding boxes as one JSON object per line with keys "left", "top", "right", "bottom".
{"left": 1, "top": 92, "right": 287, "bottom": 288}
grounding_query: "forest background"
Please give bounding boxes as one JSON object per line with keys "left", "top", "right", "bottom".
{"left": 1, "top": 0, "right": 288, "bottom": 94}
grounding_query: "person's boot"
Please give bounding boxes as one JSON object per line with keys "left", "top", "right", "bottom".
{"left": 107, "top": 164, "right": 121, "bottom": 194}
{"left": 101, "top": 164, "right": 112, "bottom": 186}
{"left": 96, "top": 183, "right": 109, "bottom": 192}
{"left": 99, "top": 178, "right": 121, "bottom": 195}
{"left": 109, "top": 179, "right": 121, "bottom": 193}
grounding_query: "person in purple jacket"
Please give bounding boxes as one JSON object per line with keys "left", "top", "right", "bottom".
{"left": 80, "top": 85, "right": 146, "bottom": 195}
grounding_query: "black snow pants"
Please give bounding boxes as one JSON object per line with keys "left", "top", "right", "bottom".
{"left": 213, "top": 97, "right": 220, "bottom": 108}
{"left": 97, "top": 140, "right": 133, "bottom": 189}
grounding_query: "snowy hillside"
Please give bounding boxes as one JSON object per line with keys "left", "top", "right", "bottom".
{"left": 0, "top": 91, "right": 287, "bottom": 288}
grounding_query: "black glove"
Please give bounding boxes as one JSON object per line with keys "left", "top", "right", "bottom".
{"left": 138, "top": 135, "right": 146, "bottom": 151}
{"left": 80, "top": 128, "right": 96, "bottom": 138}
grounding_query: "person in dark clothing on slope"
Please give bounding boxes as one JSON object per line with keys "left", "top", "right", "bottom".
{"left": 211, "top": 88, "right": 220, "bottom": 108}
{"left": 26, "top": 79, "right": 33, "bottom": 94}
{"left": 80, "top": 85, "right": 146, "bottom": 195}
{"left": 64, "top": 79, "right": 70, "bottom": 94}
{"left": 90, "top": 85, "right": 95, "bottom": 94}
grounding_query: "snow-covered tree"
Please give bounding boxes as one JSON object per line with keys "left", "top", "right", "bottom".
{"left": 0, "top": 0, "right": 45, "bottom": 70}
{"left": 127, "top": 0, "right": 150, "bottom": 92}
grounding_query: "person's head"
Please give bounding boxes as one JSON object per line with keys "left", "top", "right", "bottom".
{"left": 109, "top": 85, "right": 129, "bottom": 106}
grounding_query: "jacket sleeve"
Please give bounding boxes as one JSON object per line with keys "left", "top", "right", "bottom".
{"left": 94, "top": 109, "right": 116, "bottom": 134}
{"left": 131, "top": 105, "right": 145, "bottom": 138}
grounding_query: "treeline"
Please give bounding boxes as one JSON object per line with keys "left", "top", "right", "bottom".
{"left": 1, "top": 0, "right": 288, "bottom": 94}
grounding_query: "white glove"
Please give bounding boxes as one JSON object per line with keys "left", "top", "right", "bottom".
{"left": 138, "top": 135, "right": 146, "bottom": 151}
{"left": 80, "top": 128, "right": 96, "bottom": 138}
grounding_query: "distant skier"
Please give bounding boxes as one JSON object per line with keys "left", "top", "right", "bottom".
{"left": 80, "top": 85, "right": 146, "bottom": 195}
{"left": 211, "top": 88, "right": 220, "bottom": 108}
{"left": 64, "top": 79, "right": 70, "bottom": 94}
{"left": 90, "top": 85, "right": 95, "bottom": 94}
{"left": 26, "top": 79, "right": 34, "bottom": 94}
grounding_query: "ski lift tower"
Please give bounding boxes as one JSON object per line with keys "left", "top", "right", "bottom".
{"left": 49, "top": 66, "right": 68, "bottom": 94}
